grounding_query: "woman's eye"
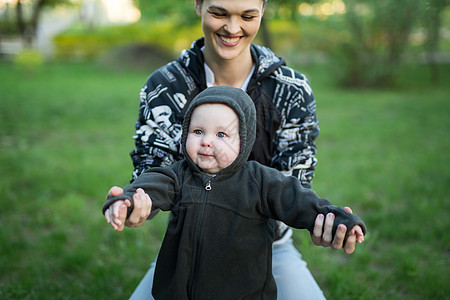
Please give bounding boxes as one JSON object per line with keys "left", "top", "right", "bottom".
{"left": 217, "top": 132, "right": 227, "bottom": 138}
{"left": 209, "top": 10, "right": 226, "bottom": 18}
{"left": 242, "top": 15, "right": 257, "bottom": 21}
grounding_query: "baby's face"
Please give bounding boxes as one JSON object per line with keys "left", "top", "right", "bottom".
{"left": 186, "top": 103, "right": 240, "bottom": 174}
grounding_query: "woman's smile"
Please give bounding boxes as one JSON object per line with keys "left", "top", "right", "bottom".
{"left": 217, "top": 34, "right": 242, "bottom": 46}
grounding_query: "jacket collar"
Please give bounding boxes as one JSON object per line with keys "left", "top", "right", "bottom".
{"left": 177, "top": 38, "right": 285, "bottom": 89}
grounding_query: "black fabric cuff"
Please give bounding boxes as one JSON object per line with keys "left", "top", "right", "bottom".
{"left": 102, "top": 194, "right": 134, "bottom": 219}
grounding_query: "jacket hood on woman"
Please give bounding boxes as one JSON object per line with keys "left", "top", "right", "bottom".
{"left": 181, "top": 86, "right": 257, "bottom": 176}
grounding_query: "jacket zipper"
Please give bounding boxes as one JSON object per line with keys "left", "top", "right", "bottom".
{"left": 191, "top": 179, "right": 212, "bottom": 298}
{"left": 204, "top": 180, "right": 212, "bottom": 191}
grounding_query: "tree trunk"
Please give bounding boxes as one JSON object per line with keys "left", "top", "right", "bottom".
{"left": 16, "top": 0, "right": 26, "bottom": 37}
{"left": 31, "top": 0, "right": 47, "bottom": 36}
{"left": 425, "top": 0, "right": 446, "bottom": 84}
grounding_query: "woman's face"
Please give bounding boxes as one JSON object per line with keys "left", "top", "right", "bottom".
{"left": 195, "top": 0, "right": 265, "bottom": 62}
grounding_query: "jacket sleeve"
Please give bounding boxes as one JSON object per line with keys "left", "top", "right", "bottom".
{"left": 129, "top": 63, "right": 191, "bottom": 182}
{"left": 102, "top": 166, "right": 180, "bottom": 218}
{"left": 269, "top": 68, "right": 319, "bottom": 188}
{"left": 254, "top": 164, "right": 366, "bottom": 240}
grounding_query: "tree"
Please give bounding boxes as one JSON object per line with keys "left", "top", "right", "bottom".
{"left": 423, "top": 0, "right": 449, "bottom": 84}
{"left": 15, "top": 0, "right": 73, "bottom": 46}
{"left": 132, "top": 0, "right": 197, "bottom": 24}
{"left": 334, "top": 0, "right": 424, "bottom": 87}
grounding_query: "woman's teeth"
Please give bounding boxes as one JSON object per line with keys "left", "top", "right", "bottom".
{"left": 219, "top": 36, "right": 240, "bottom": 44}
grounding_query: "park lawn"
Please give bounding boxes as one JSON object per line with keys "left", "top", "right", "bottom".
{"left": 296, "top": 63, "right": 450, "bottom": 299}
{"left": 0, "top": 61, "right": 448, "bottom": 299}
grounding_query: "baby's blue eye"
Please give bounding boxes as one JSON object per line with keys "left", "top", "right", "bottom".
{"left": 217, "top": 132, "right": 227, "bottom": 138}
{"left": 194, "top": 129, "right": 203, "bottom": 135}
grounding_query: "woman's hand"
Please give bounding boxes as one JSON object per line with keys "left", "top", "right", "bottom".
{"left": 311, "top": 206, "right": 364, "bottom": 254}
{"left": 125, "top": 188, "right": 152, "bottom": 228}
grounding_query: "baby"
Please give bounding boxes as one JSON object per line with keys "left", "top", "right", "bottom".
{"left": 103, "top": 86, "right": 366, "bottom": 299}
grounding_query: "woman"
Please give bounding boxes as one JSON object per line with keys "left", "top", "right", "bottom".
{"left": 105, "top": 0, "right": 361, "bottom": 299}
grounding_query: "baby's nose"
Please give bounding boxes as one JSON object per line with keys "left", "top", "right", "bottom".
{"left": 201, "top": 134, "right": 214, "bottom": 147}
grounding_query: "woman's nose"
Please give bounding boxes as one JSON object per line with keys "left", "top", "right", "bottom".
{"left": 224, "top": 16, "right": 240, "bottom": 35}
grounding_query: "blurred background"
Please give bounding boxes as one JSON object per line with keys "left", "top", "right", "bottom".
{"left": 0, "top": 0, "right": 449, "bottom": 299}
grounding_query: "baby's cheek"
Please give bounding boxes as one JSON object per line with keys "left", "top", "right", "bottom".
{"left": 185, "top": 138, "right": 198, "bottom": 161}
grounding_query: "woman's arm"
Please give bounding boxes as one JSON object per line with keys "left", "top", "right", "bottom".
{"left": 269, "top": 68, "right": 319, "bottom": 188}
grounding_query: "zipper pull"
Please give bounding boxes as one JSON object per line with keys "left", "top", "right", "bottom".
{"left": 205, "top": 181, "right": 212, "bottom": 191}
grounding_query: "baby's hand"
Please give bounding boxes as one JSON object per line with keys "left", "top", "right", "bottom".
{"left": 104, "top": 186, "right": 130, "bottom": 231}
{"left": 105, "top": 199, "right": 131, "bottom": 231}
{"left": 350, "top": 225, "right": 365, "bottom": 244}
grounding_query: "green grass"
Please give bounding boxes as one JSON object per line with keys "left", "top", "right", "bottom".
{"left": 296, "top": 63, "right": 450, "bottom": 299}
{"left": 0, "top": 60, "right": 449, "bottom": 299}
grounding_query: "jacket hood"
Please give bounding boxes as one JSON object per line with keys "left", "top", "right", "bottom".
{"left": 181, "top": 86, "right": 256, "bottom": 175}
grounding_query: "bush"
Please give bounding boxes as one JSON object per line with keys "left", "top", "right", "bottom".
{"left": 53, "top": 21, "right": 203, "bottom": 60}
{"left": 98, "top": 43, "right": 175, "bottom": 71}
{"left": 13, "top": 48, "right": 44, "bottom": 74}
{"left": 0, "top": 20, "right": 20, "bottom": 36}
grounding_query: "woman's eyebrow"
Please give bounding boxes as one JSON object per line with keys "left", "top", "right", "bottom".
{"left": 208, "top": 5, "right": 261, "bottom": 14}
{"left": 242, "top": 9, "right": 261, "bottom": 14}
{"left": 207, "top": 5, "right": 227, "bottom": 12}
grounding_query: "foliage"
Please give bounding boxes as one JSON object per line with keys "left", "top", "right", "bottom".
{"left": 331, "top": 0, "right": 425, "bottom": 87}
{"left": 15, "top": 0, "right": 75, "bottom": 39}
{"left": 422, "top": 0, "right": 450, "bottom": 83}
{"left": 132, "top": 0, "right": 198, "bottom": 25}
{"left": 51, "top": 16, "right": 340, "bottom": 62}
{"left": 0, "top": 60, "right": 449, "bottom": 299}
{"left": 0, "top": 20, "right": 20, "bottom": 35}
{"left": 53, "top": 21, "right": 203, "bottom": 60}
{"left": 267, "top": 0, "right": 313, "bottom": 20}
{"left": 12, "top": 48, "right": 44, "bottom": 74}
{"left": 131, "top": 0, "right": 312, "bottom": 24}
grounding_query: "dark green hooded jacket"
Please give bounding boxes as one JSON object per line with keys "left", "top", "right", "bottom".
{"left": 103, "top": 86, "right": 366, "bottom": 299}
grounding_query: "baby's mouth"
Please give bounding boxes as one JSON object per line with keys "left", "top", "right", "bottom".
{"left": 199, "top": 152, "right": 214, "bottom": 157}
